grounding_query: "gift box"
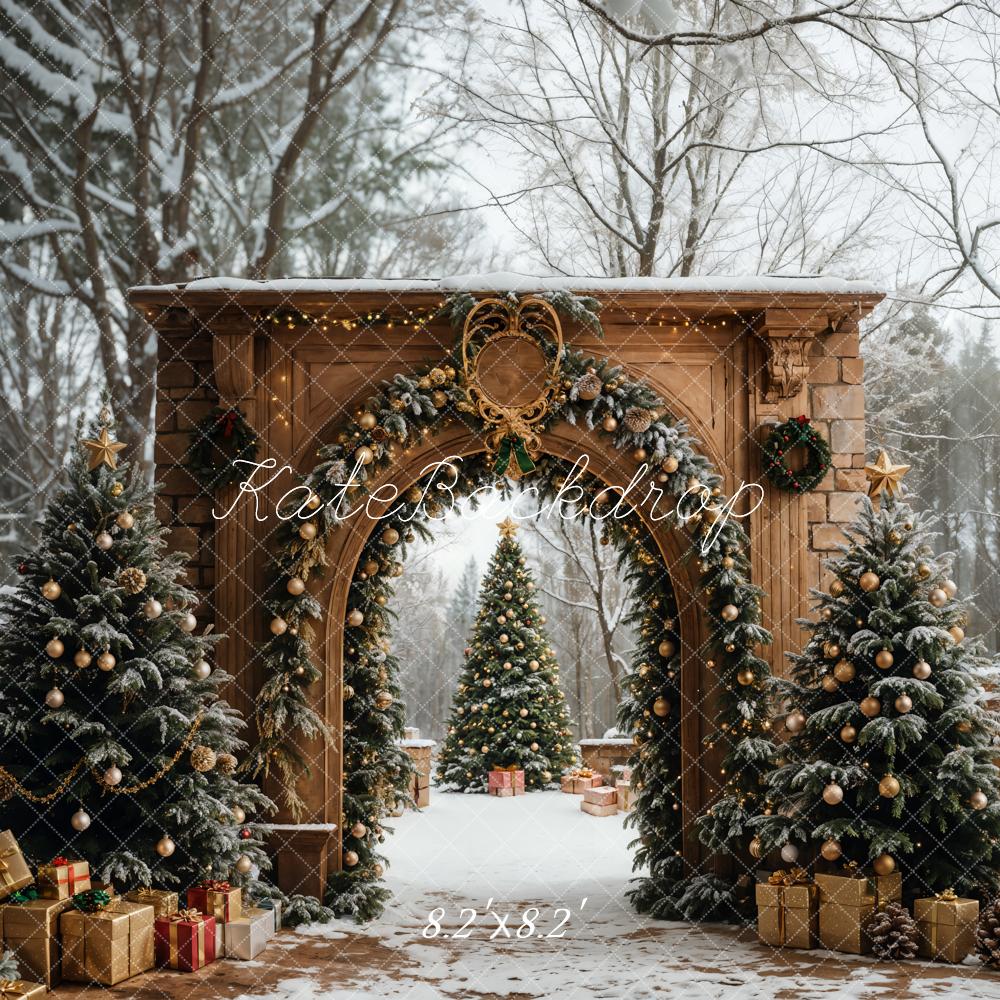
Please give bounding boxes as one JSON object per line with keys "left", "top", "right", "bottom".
{"left": 0, "top": 832, "right": 33, "bottom": 902}
{"left": 254, "top": 897, "right": 283, "bottom": 934}
{"left": 572, "top": 773, "right": 601, "bottom": 793}
{"left": 756, "top": 870, "right": 819, "bottom": 949}
{"left": 488, "top": 767, "right": 525, "bottom": 797}
{"left": 154, "top": 908, "right": 216, "bottom": 972}
{"left": 616, "top": 780, "right": 633, "bottom": 812}
{"left": 187, "top": 880, "right": 241, "bottom": 923}
{"left": 815, "top": 869, "right": 902, "bottom": 954}
{"left": 224, "top": 906, "right": 272, "bottom": 960}
{"left": 580, "top": 800, "right": 617, "bottom": 817}
{"left": 60, "top": 898, "right": 155, "bottom": 986}
{"left": 560, "top": 774, "right": 576, "bottom": 793}
{"left": 0, "top": 896, "right": 72, "bottom": 987}
{"left": 0, "top": 979, "right": 46, "bottom": 999}
{"left": 124, "top": 887, "right": 179, "bottom": 918}
{"left": 582, "top": 785, "right": 617, "bottom": 807}
{"left": 914, "top": 889, "right": 979, "bottom": 963}
{"left": 37, "top": 858, "right": 91, "bottom": 900}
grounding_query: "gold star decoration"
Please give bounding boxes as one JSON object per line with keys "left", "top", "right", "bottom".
{"left": 81, "top": 427, "right": 126, "bottom": 470}
{"left": 497, "top": 516, "right": 519, "bottom": 538}
{"left": 864, "top": 449, "right": 910, "bottom": 499}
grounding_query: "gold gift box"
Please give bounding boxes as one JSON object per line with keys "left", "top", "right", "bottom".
{"left": 0, "top": 978, "right": 46, "bottom": 999}
{"left": 914, "top": 892, "right": 979, "bottom": 963}
{"left": 124, "top": 888, "right": 179, "bottom": 918}
{"left": 37, "top": 859, "right": 91, "bottom": 900}
{"left": 60, "top": 898, "right": 155, "bottom": 986}
{"left": 755, "top": 880, "right": 819, "bottom": 949}
{"left": 0, "top": 831, "right": 33, "bottom": 902}
{"left": 815, "top": 871, "right": 902, "bottom": 954}
{"left": 0, "top": 896, "right": 73, "bottom": 987}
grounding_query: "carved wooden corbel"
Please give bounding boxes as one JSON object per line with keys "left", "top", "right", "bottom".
{"left": 754, "top": 331, "right": 814, "bottom": 402}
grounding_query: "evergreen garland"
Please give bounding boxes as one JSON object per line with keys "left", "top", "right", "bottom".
{"left": 249, "top": 292, "right": 777, "bottom": 921}
{"left": 185, "top": 406, "right": 260, "bottom": 492}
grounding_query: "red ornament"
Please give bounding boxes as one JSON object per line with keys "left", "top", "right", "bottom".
{"left": 239, "top": 827, "right": 252, "bottom": 840}
{"left": 17, "top": 562, "right": 27, "bottom": 575}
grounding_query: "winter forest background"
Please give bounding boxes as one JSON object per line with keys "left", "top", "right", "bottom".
{"left": 2, "top": 1, "right": 1000, "bottom": 741}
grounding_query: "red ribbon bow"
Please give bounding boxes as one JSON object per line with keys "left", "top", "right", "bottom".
{"left": 218, "top": 410, "right": 239, "bottom": 438}
{"left": 196, "top": 879, "right": 230, "bottom": 892}
{"left": 50, "top": 856, "right": 69, "bottom": 866}
{"left": 796, "top": 414, "right": 809, "bottom": 425}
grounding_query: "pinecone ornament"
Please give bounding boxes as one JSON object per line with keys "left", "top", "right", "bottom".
{"left": 573, "top": 369, "right": 602, "bottom": 401}
{"left": 623, "top": 406, "right": 653, "bottom": 434}
{"left": 867, "top": 902, "right": 919, "bottom": 960}
{"left": 190, "top": 745, "right": 218, "bottom": 773}
{"left": 215, "top": 752, "right": 238, "bottom": 775}
{"left": 117, "top": 567, "right": 147, "bottom": 595}
{"left": 976, "top": 898, "right": 1000, "bottom": 968}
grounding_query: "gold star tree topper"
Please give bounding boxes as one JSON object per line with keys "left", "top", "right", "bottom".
{"left": 497, "top": 516, "right": 519, "bottom": 538}
{"left": 864, "top": 449, "right": 910, "bottom": 499}
{"left": 81, "top": 426, "right": 126, "bottom": 470}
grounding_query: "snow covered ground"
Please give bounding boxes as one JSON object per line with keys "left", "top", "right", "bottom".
{"left": 270, "top": 790, "right": 1000, "bottom": 999}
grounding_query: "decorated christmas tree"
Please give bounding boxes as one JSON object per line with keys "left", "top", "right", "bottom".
{"left": 0, "top": 405, "right": 272, "bottom": 889}
{"left": 436, "top": 517, "right": 575, "bottom": 790}
{"left": 759, "top": 452, "right": 1000, "bottom": 898}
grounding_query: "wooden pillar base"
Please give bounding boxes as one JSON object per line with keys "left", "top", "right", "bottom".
{"left": 266, "top": 825, "right": 338, "bottom": 899}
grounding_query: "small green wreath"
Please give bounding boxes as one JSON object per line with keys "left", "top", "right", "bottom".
{"left": 186, "top": 406, "right": 260, "bottom": 492}
{"left": 761, "top": 416, "right": 831, "bottom": 494}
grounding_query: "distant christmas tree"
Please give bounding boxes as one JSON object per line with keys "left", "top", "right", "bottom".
{"left": 760, "top": 454, "right": 1000, "bottom": 897}
{"left": 0, "top": 405, "right": 271, "bottom": 889}
{"left": 436, "top": 518, "right": 575, "bottom": 790}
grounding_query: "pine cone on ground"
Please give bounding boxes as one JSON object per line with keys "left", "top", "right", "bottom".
{"left": 623, "top": 406, "right": 653, "bottom": 434}
{"left": 867, "top": 902, "right": 919, "bottom": 960}
{"left": 976, "top": 898, "right": 1000, "bottom": 968}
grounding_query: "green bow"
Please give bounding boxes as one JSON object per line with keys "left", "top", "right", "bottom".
{"left": 494, "top": 435, "right": 535, "bottom": 476}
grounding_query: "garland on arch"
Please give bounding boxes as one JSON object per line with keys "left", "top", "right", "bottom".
{"left": 247, "top": 292, "right": 777, "bottom": 921}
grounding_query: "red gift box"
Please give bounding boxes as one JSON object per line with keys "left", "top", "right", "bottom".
{"left": 488, "top": 767, "right": 525, "bottom": 796}
{"left": 154, "top": 909, "right": 216, "bottom": 972}
{"left": 186, "top": 879, "right": 241, "bottom": 923}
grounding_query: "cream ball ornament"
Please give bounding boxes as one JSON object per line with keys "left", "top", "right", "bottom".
{"left": 156, "top": 835, "right": 176, "bottom": 857}
{"left": 95, "top": 531, "right": 114, "bottom": 551}
{"left": 143, "top": 598, "right": 163, "bottom": 619}
{"left": 232, "top": 806, "right": 246, "bottom": 825}
{"left": 103, "top": 765, "right": 123, "bottom": 786}
{"left": 287, "top": 577, "right": 306, "bottom": 596}
{"left": 193, "top": 658, "right": 212, "bottom": 680}
{"left": 270, "top": 617, "right": 288, "bottom": 636}
{"left": 179, "top": 611, "right": 198, "bottom": 633}
{"left": 780, "top": 843, "right": 800, "bottom": 864}
{"left": 116, "top": 511, "right": 135, "bottom": 531}
{"left": 71, "top": 808, "right": 91, "bottom": 831}
{"left": 971, "top": 790, "right": 989, "bottom": 810}
{"left": 235, "top": 854, "right": 253, "bottom": 875}
{"left": 943, "top": 579, "right": 958, "bottom": 599}
{"left": 784, "top": 709, "right": 806, "bottom": 733}
{"left": 913, "top": 660, "right": 932, "bottom": 680}
{"left": 347, "top": 609, "right": 364, "bottom": 627}
{"left": 45, "top": 687, "right": 64, "bottom": 709}
{"left": 720, "top": 604, "right": 739, "bottom": 622}
{"left": 822, "top": 782, "right": 844, "bottom": 805}
{"left": 929, "top": 588, "right": 948, "bottom": 607}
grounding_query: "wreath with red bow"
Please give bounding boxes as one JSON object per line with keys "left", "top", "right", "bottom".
{"left": 760, "top": 416, "right": 831, "bottom": 494}
{"left": 186, "top": 406, "right": 260, "bottom": 492}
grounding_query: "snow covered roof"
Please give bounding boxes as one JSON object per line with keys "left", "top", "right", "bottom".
{"left": 130, "top": 270, "right": 882, "bottom": 298}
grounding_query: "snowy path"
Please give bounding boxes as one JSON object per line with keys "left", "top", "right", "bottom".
{"left": 280, "top": 790, "right": 1000, "bottom": 999}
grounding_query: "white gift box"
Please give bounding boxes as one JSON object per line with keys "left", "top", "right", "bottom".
{"left": 224, "top": 906, "right": 272, "bottom": 960}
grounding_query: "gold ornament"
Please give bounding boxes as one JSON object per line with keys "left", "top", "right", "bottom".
{"left": 71, "top": 808, "right": 91, "bottom": 831}
{"left": 190, "top": 745, "right": 217, "bottom": 772}
{"left": 74, "top": 649, "right": 92, "bottom": 668}
{"left": 216, "top": 752, "right": 238, "bottom": 775}
{"left": 864, "top": 450, "right": 910, "bottom": 499}
{"left": 45, "top": 687, "right": 64, "bottom": 709}
{"left": 859, "top": 571, "right": 880, "bottom": 592}
{"left": 785, "top": 709, "right": 806, "bottom": 733}
{"left": 41, "top": 579, "right": 62, "bottom": 601}
{"left": 235, "top": 854, "right": 253, "bottom": 875}
{"left": 81, "top": 426, "right": 126, "bottom": 470}
{"left": 912, "top": 660, "right": 932, "bottom": 679}
{"left": 156, "top": 835, "right": 176, "bottom": 858}
{"left": 344, "top": 850, "right": 359, "bottom": 867}
{"left": 749, "top": 836, "right": 763, "bottom": 859}
{"left": 879, "top": 774, "right": 901, "bottom": 798}
{"left": 178, "top": 612, "right": 198, "bottom": 633}
{"left": 110, "top": 481, "right": 124, "bottom": 497}
{"left": 834, "top": 660, "right": 855, "bottom": 683}
{"left": 917, "top": 562, "right": 932, "bottom": 580}
{"left": 943, "top": 579, "right": 958, "bottom": 599}
{"left": 231, "top": 806, "right": 246, "bottom": 824}
{"left": 948, "top": 626, "right": 965, "bottom": 644}
{"left": 116, "top": 511, "right": 135, "bottom": 530}
{"left": 653, "top": 696, "right": 671, "bottom": 717}
{"left": 602, "top": 415, "right": 619, "bottom": 432}
{"left": 929, "top": 588, "right": 948, "bottom": 607}
{"left": 830, "top": 579, "right": 845, "bottom": 597}
{"left": 95, "top": 531, "right": 113, "bottom": 551}
{"left": 720, "top": 604, "right": 739, "bottom": 622}
{"left": 299, "top": 521, "right": 318, "bottom": 541}
{"left": 351, "top": 821, "right": 368, "bottom": 838}
{"left": 103, "top": 765, "right": 122, "bottom": 786}
{"left": 358, "top": 412, "right": 377, "bottom": 430}
{"left": 287, "top": 577, "right": 306, "bottom": 596}
{"left": 822, "top": 782, "right": 844, "bottom": 805}
{"left": 117, "top": 567, "right": 147, "bottom": 595}
{"left": 347, "top": 609, "right": 364, "bottom": 627}
{"left": 894, "top": 694, "right": 913, "bottom": 714}
{"left": 382, "top": 527, "right": 400, "bottom": 546}
{"left": 658, "top": 640, "right": 676, "bottom": 658}
{"left": 872, "top": 853, "right": 896, "bottom": 876}
{"left": 824, "top": 642, "right": 841, "bottom": 660}
{"left": 45, "top": 636, "right": 65, "bottom": 658}
{"left": 737, "top": 669, "right": 754, "bottom": 686}
{"left": 820, "top": 838, "right": 842, "bottom": 861}
{"left": 875, "top": 650, "right": 894, "bottom": 670}
{"left": 860, "top": 696, "right": 881, "bottom": 718}
{"left": 633, "top": 447, "right": 648, "bottom": 463}
{"left": 956, "top": 719, "right": 973, "bottom": 734}
{"left": 143, "top": 598, "right": 163, "bottom": 619}
{"left": 374, "top": 691, "right": 393, "bottom": 709}
{"left": 270, "top": 617, "right": 288, "bottom": 636}
{"left": 971, "top": 790, "right": 988, "bottom": 810}
{"left": 821, "top": 674, "right": 839, "bottom": 693}
{"left": 97, "top": 651, "right": 116, "bottom": 671}
{"left": 840, "top": 724, "right": 857, "bottom": 743}
{"left": 497, "top": 516, "right": 519, "bottom": 538}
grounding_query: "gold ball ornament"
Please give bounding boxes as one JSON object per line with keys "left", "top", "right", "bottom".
{"left": 347, "top": 609, "right": 364, "bottom": 627}
{"left": 633, "top": 447, "right": 647, "bottom": 463}
{"left": 859, "top": 571, "right": 880, "bottom": 592}
{"left": 287, "top": 577, "right": 306, "bottom": 596}
{"left": 956, "top": 719, "right": 973, "bottom": 734}
{"left": 929, "top": 588, "right": 948, "bottom": 607}
{"left": 879, "top": 774, "right": 901, "bottom": 798}
{"left": 519, "top": 708, "right": 529, "bottom": 718}
{"left": 529, "top": 660, "right": 539, "bottom": 671}
{"left": 235, "top": 854, "right": 253, "bottom": 875}
{"left": 602, "top": 415, "right": 618, "bottom": 432}
{"left": 351, "top": 821, "right": 368, "bottom": 838}
{"left": 97, "top": 651, "right": 116, "bottom": 671}
{"left": 720, "top": 604, "right": 739, "bottom": 622}
{"left": 840, "top": 724, "right": 857, "bottom": 743}
{"left": 913, "top": 660, "right": 932, "bottom": 679}
{"left": 270, "top": 617, "right": 288, "bottom": 636}
{"left": 971, "top": 790, "right": 988, "bottom": 810}
{"left": 834, "top": 660, "right": 856, "bottom": 683}
{"left": 382, "top": 527, "right": 400, "bottom": 546}
{"left": 530, "top": 742, "right": 539, "bottom": 752}
{"left": 820, "top": 838, "right": 842, "bottom": 861}
{"left": 872, "top": 853, "right": 896, "bottom": 876}
{"left": 232, "top": 806, "right": 246, "bottom": 824}
{"left": 375, "top": 691, "right": 393, "bottom": 709}
{"left": 344, "top": 850, "right": 359, "bottom": 867}
{"left": 143, "top": 598, "right": 163, "bottom": 619}
{"left": 949, "top": 626, "right": 965, "bottom": 644}
{"left": 103, "top": 766, "right": 122, "bottom": 786}
{"left": 784, "top": 709, "right": 806, "bottom": 733}
{"left": 45, "top": 637, "right": 64, "bottom": 658}
{"left": 71, "top": 809, "right": 91, "bottom": 832}
{"left": 41, "top": 579, "right": 62, "bottom": 601}
{"left": 821, "top": 674, "right": 839, "bottom": 693}
{"left": 193, "top": 658, "right": 212, "bottom": 680}
{"left": 894, "top": 694, "right": 913, "bottom": 714}
{"left": 737, "top": 669, "right": 755, "bottom": 686}
{"left": 156, "top": 835, "right": 176, "bottom": 858}
{"left": 875, "top": 650, "right": 894, "bottom": 670}
{"left": 830, "top": 579, "right": 845, "bottom": 597}
{"left": 860, "top": 696, "right": 881, "bottom": 718}
{"left": 298, "top": 521, "right": 318, "bottom": 541}
{"left": 824, "top": 642, "right": 842, "bottom": 660}
{"left": 110, "top": 481, "right": 124, "bottom": 497}
{"left": 749, "top": 836, "right": 763, "bottom": 860}
{"left": 653, "top": 696, "right": 671, "bottom": 717}
{"left": 943, "top": 579, "right": 958, "bottom": 599}
{"left": 917, "top": 563, "right": 932, "bottom": 579}
{"left": 190, "top": 745, "right": 217, "bottom": 772}
{"left": 358, "top": 412, "right": 377, "bottom": 430}
{"left": 355, "top": 446, "right": 374, "bottom": 466}
{"left": 95, "top": 531, "right": 113, "bottom": 551}
{"left": 661, "top": 455, "right": 680, "bottom": 474}
{"left": 179, "top": 612, "right": 198, "bottom": 633}
{"left": 74, "top": 650, "right": 92, "bottom": 668}
{"left": 658, "top": 640, "right": 676, "bottom": 658}
{"left": 45, "top": 687, "right": 64, "bottom": 709}
{"left": 822, "top": 782, "right": 844, "bottom": 805}
{"left": 116, "top": 511, "right": 135, "bottom": 531}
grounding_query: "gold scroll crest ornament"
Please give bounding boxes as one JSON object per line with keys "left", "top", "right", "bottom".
{"left": 461, "top": 297, "right": 563, "bottom": 479}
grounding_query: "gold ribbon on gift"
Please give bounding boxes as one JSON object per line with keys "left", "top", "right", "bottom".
{"left": 0, "top": 981, "right": 29, "bottom": 998}
{"left": 167, "top": 909, "right": 207, "bottom": 969}
{"left": 937, "top": 888, "right": 958, "bottom": 902}
{"left": 0, "top": 847, "right": 19, "bottom": 887}
{"left": 925, "top": 887, "right": 958, "bottom": 954}
{"left": 765, "top": 869, "right": 814, "bottom": 945}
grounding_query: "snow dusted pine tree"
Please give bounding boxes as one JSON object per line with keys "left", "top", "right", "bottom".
{"left": 760, "top": 468, "right": 1000, "bottom": 898}
{"left": 436, "top": 518, "right": 576, "bottom": 790}
{"left": 0, "top": 406, "right": 271, "bottom": 888}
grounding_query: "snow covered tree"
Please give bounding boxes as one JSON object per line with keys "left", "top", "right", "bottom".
{"left": 0, "top": 405, "right": 271, "bottom": 888}
{"left": 760, "top": 473, "right": 1000, "bottom": 898}
{"left": 436, "top": 517, "right": 575, "bottom": 790}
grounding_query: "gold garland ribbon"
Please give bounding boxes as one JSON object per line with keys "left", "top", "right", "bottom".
{"left": 0, "top": 708, "right": 205, "bottom": 803}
